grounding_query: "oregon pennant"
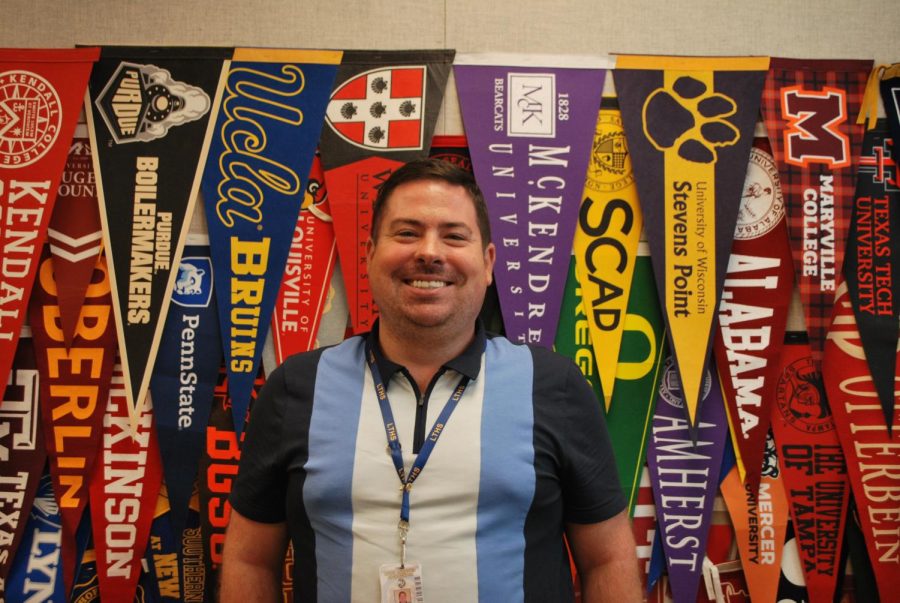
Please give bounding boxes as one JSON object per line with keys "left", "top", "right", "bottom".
{"left": 0, "top": 48, "right": 99, "bottom": 402}
{"left": 760, "top": 58, "right": 872, "bottom": 371}
{"left": 320, "top": 49, "right": 454, "bottom": 335}
{"left": 554, "top": 255, "right": 603, "bottom": 399}
{"left": 615, "top": 56, "right": 768, "bottom": 427}
{"left": 456, "top": 53, "right": 608, "bottom": 347}
{"left": 823, "top": 281, "right": 900, "bottom": 602}
{"left": 714, "top": 136, "right": 794, "bottom": 491}
{"left": 573, "top": 96, "right": 643, "bottom": 407}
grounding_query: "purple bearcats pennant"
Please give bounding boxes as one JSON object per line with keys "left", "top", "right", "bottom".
{"left": 455, "top": 53, "right": 608, "bottom": 347}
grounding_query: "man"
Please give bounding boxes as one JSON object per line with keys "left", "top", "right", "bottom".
{"left": 221, "top": 159, "right": 642, "bottom": 602}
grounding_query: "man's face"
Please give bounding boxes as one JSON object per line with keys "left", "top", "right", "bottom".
{"left": 366, "top": 179, "right": 495, "bottom": 334}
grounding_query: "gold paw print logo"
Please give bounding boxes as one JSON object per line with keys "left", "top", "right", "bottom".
{"left": 642, "top": 76, "right": 739, "bottom": 163}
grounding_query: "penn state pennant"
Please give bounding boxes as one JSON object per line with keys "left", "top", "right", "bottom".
{"left": 149, "top": 237, "right": 222, "bottom": 537}
{"left": 320, "top": 49, "right": 454, "bottom": 335}
{"left": 824, "top": 282, "right": 900, "bottom": 602}
{"left": 713, "top": 136, "right": 794, "bottom": 492}
{"left": 202, "top": 48, "right": 339, "bottom": 436}
{"left": 0, "top": 48, "right": 98, "bottom": 403}
{"left": 86, "top": 46, "right": 230, "bottom": 431}
{"left": 455, "top": 53, "right": 608, "bottom": 347}
{"left": 573, "top": 96, "right": 643, "bottom": 407}
{"left": 760, "top": 58, "right": 872, "bottom": 371}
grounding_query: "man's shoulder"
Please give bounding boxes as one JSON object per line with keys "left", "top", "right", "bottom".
{"left": 275, "top": 336, "right": 366, "bottom": 387}
{"left": 485, "top": 333, "right": 579, "bottom": 375}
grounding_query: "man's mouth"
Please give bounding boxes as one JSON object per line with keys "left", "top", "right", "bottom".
{"left": 408, "top": 279, "right": 448, "bottom": 289}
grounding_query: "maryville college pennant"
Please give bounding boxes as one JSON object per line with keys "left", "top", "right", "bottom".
{"left": 202, "top": 49, "right": 339, "bottom": 436}
{"left": 320, "top": 50, "right": 454, "bottom": 335}
{"left": 0, "top": 48, "right": 98, "bottom": 403}
{"left": 86, "top": 46, "right": 230, "bottom": 431}
{"left": 713, "top": 136, "right": 794, "bottom": 492}
{"left": 455, "top": 53, "right": 607, "bottom": 347}
{"left": 761, "top": 58, "right": 872, "bottom": 371}
{"left": 824, "top": 282, "right": 900, "bottom": 601}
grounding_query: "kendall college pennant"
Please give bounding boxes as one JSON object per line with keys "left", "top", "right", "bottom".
{"left": 86, "top": 46, "right": 231, "bottom": 430}
{"left": 455, "top": 53, "right": 608, "bottom": 347}
{"left": 760, "top": 58, "right": 872, "bottom": 371}
{"left": 319, "top": 49, "right": 454, "bottom": 335}
{"left": 615, "top": 56, "right": 768, "bottom": 427}
{"left": 0, "top": 48, "right": 98, "bottom": 403}
{"left": 202, "top": 48, "right": 340, "bottom": 436}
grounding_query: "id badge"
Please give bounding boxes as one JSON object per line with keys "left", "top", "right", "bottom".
{"left": 379, "top": 562, "right": 424, "bottom": 603}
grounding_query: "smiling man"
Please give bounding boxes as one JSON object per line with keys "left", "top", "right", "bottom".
{"left": 220, "top": 159, "right": 641, "bottom": 603}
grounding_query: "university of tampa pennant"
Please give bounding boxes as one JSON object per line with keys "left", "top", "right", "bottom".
{"left": 455, "top": 53, "right": 608, "bottom": 347}
{"left": 320, "top": 49, "right": 454, "bottom": 335}
{"left": 647, "top": 356, "right": 728, "bottom": 603}
{"left": 0, "top": 48, "right": 99, "bottom": 403}
{"left": 202, "top": 48, "right": 340, "bottom": 436}
{"left": 771, "top": 332, "right": 850, "bottom": 603}
{"left": 270, "top": 152, "right": 338, "bottom": 364}
{"left": 615, "top": 56, "right": 768, "bottom": 427}
{"left": 713, "top": 136, "right": 794, "bottom": 492}
{"left": 823, "top": 282, "right": 900, "bottom": 602}
{"left": 86, "top": 45, "right": 230, "bottom": 430}
{"left": 879, "top": 64, "right": 900, "bottom": 149}
{"left": 89, "top": 364, "right": 163, "bottom": 603}
{"left": 29, "top": 250, "right": 117, "bottom": 593}
{"left": 573, "top": 96, "right": 643, "bottom": 408}
{"left": 0, "top": 330, "right": 45, "bottom": 597}
{"left": 843, "top": 121, "right": 899, "bottom": 429}
{"left": 149, "top": 237, "right": 222, "bottom": 537}
{"left": 760, "top": 58, "right": 872, "bottom": 370}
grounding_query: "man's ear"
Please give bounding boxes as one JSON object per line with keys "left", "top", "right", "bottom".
{"left": 484, "top": 242, "right": 496, "bottom": 286}
{"left": 365, "top": 237, "right": 375, "bottom": 264}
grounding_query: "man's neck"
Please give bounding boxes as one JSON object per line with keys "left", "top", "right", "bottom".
{"left": 376, "top": 321, "right": 474, "bottom": 392}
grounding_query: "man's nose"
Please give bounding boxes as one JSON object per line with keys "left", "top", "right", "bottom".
{"left": 415, "top": 232, "right": 443, "bottom": 263}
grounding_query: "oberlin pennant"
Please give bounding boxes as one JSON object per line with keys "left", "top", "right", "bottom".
{"left": 202, "top": 49, "right": 340, "bottom": 436}
{"left": 615, "top": 56, "right": 768, "bottom": 427}
{"left": 771, "top": 331, "right": 850, "bottom": 603}
{"left": 647, "top": 355, "right": 728, "bottom": 603}
{"left": 760, "top": 58, "right": 872, "bottom": 371}
{"left": 604, "top": 246, "right": 667, "bottom": 512}
{"left": 320, "top": 49, "right": 454, "bottom": 335}
{"left": 824, "top": 281, "right": 900, "bottom": 602}
{"left": 86, "top": 46, "right": 230, "bottom": 431}
{"left": 270, "top": 152, "right": 338, "bottom": 364}
{"left": 455, "top": 53, "right": 608, "bottom": 347}
{"left": 843, "top": 121, "right": 900, "bottom": 430}
{"left": 143, "top": 485, "right": 207, "bottom": 601}
{"left": 29, "top": 249, "right": 117, "bottom": 593}
{"left": 878, "top": 64, "right": 900, "bottom": 147}
{"left": 713, "top": 136, "right": 794, "bottom": 492}
{"left": 149, "top": 237, "right": 222, "bottom": 538}
{"left": 48, "top": 125, "right": 103, "bottom": 350}
{"left": 0, "top": 48, "right": 99, "bottom": 402}
{"left": 0, "top": 330, "right": 46, "bottom": 597}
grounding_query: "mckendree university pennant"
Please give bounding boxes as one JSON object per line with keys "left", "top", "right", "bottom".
{"left": 202, "top": 48, "right": 340, "bottom": 436}
{"left": 0, "top": 48, "right": 99, "bottom": 402}
{"left": 320, "top": 49, "right": 454, "bottom": 335}
{"left": 615, "top": 56, "right": 769, "bottom": 427}
{"left": 455, "top": 53, "right": 608, "bottom": 347}
{"left": 86, "top": 45, "right": 231, "bottom": 431}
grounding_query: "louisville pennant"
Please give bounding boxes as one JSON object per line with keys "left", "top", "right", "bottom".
{"left": 760, "top": 58, "right": 872, "bottom": 370}
{"left": 824, "top": 281, "right": 900, "bottom": 602}
{"left": 320, "top": 49, "right": 454, "bottom": 335}
{"left": 0, "top": 48, "right": 98, "bottom": 402}
{"left": 713, "top": 135, "right": 794, "bottom": 492}
{"left": 86, "top": 45, "right": 230, "bottom": 430}
{"left": 455, "top": 53, "right": 608, "bottom": 347}
{"left": 615, "top": 56, "right": 768, "bottom": 427}
{"left": 772, "top": 332, "right": 851, "bottom": 603}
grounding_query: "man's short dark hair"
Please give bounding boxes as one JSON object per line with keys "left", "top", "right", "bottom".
{"left": 371, "top": 158, "right": 492, "bottom": 248}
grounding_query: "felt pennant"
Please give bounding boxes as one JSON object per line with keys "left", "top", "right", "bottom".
{"left": 143, "top": 485, "right": 207, "bottom": 601}
{"left": 555, "top": 255, "right": 603, "bottom": 400}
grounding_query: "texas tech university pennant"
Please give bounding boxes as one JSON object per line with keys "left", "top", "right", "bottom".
{"left": 615, "top": 56, "right": 769, "bottom": 427}
{"left": 456, "top": 53, "right": 608, "bottom": 347}
{"left": 0, "top": 48, "right": 99, "bottom": 402}
{"left": 713, "top": 136, "right": 794, "bottom": 492}
{"left": 824, "top": 282, "right": 900, "bottom": 602}
{"left": 760, "top": 58, "right": 872, "bottom": 371}
{"left": 320, "top": 49, "right": 454, "bottom": 335}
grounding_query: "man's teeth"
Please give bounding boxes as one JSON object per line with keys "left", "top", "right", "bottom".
{"left": 410, "top": 280, "right": 446, "bottom": 289}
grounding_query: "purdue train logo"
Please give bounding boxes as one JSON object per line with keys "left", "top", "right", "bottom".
{"left": 96, "top": 62, "right": 210, "bottom": 144}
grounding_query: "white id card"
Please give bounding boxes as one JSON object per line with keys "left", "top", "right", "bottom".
{"left": 379, "top": 562, "right": 424, "bottom": 603}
